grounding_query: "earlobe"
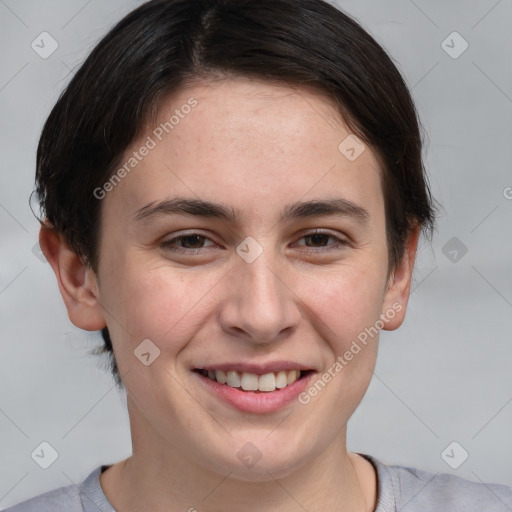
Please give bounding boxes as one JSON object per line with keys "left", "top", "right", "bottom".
{"left": 39, "top": 224, "right": 106, "bottom": 331}
{"left": 381, "top": 225, "right": 421, "bottom": 331}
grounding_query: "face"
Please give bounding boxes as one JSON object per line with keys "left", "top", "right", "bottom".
{"left": 56, "top": 77, "right": 415, "bottom": 481}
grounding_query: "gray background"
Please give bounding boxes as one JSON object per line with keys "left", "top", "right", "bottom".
{"left": 1, "top": 0, "right": 511, "bottom": 507}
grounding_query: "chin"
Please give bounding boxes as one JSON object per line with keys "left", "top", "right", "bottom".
{"left": 204, "top": 438, "right": 310, "bottom": 482}
{"left": 227, "top": 456, "right": 305, "bottom": 482}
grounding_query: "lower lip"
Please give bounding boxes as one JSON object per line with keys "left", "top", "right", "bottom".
{"left": 193, "top": 371, "right": 316, "bottom": 413}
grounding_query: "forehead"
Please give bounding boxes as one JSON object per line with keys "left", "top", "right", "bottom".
{"left": 104, "top": 77, "right": 384, "bottom": 228}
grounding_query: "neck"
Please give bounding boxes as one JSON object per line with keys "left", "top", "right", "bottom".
{"left": 101, "top": 400, "right": 377, "bottom": 512}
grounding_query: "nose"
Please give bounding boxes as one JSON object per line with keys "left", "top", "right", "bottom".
{"left": 218, "top": 250, "right": 302, "bottom": 345}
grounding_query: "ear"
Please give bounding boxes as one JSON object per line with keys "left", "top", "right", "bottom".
{"left": 39, "top": 224, "right": 106, "bottom": 331}
{"left": 381, "top": 224, "right": 421, "bottom": 331}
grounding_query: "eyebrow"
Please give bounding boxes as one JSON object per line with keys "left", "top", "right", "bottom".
{"left": 133, "top": 196, "right": 369, "bottom": 224}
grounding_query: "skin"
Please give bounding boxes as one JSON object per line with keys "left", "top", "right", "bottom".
{"left": 41, "top": 77, "right": 420, "bottom": 512}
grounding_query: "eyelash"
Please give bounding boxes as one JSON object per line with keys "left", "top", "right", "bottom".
{"left": 160, "top": 230, "right": 349, "bottom": 254}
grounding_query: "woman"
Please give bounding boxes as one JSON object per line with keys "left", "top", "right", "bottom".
{"left": 6, "top": 0, "right": 510, "bottom": 510}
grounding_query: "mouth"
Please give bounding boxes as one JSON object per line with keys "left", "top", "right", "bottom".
{"left": 193, "top": 368, "right": 314, "bottom": 393}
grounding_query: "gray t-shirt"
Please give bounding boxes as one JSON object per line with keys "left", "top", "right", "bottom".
{"left": 3, "top": 453, "right": 511, "bottom": 511}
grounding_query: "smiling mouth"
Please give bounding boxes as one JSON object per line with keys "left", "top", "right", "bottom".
{"left": 194, "top": 369, "right": 313, "bottom": 393}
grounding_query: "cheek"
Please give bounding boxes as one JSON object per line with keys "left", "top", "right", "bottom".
{"left": 299, "top": 271, "right": 384, "bottom": 413}
{"left": 290, "top": 265, "right": 384, "bottom": 443}
{"left": 99, "top": 254, "right": 224, "bottom": 356}
{"left": 305, "top": 256, "right": 388, "bottom": 349}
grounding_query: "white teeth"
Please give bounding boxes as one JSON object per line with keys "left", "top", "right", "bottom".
{"left": 241, "top": 372, "right": 259, "bottom": 391}
{"left": 275, "top": 370, "right": 288, "bottom": 389}
{"left": 226, "top": 371, "right": 241, "bottom": 388}
{"left": 204, "top": 369, "right": 302, "bottom": 392}
{"left": 258, "top": 372, "right": 276, "bottom": 392}
{"left": 287, "top": 370, "right": 298, "bottom": 385}
{"left": 215, "top": 370, "right": 227, "bottom": 384}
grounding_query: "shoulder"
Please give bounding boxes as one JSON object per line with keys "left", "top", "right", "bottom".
{"left": 1, "top": 467, "right": 105, "bottom": 512}
{"left": 1, "top": 485, "right": 82, "bottom": 512}
{"left": 362, "top": 453, "right": 512, "bottom": 512}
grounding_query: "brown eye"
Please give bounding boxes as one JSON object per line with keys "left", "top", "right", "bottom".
{"left": 303, "top": 233, "right": 331, "bottom": 247}
{"left": 296, "top": 231, "right": 349, "bottom": 251}
{"left": 161, "top": 233, "right": 216, "bottom": 253}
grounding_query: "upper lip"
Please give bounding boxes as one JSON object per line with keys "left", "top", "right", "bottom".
{"left": 195, "top": 361, "right": 314, "bottom": 375}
